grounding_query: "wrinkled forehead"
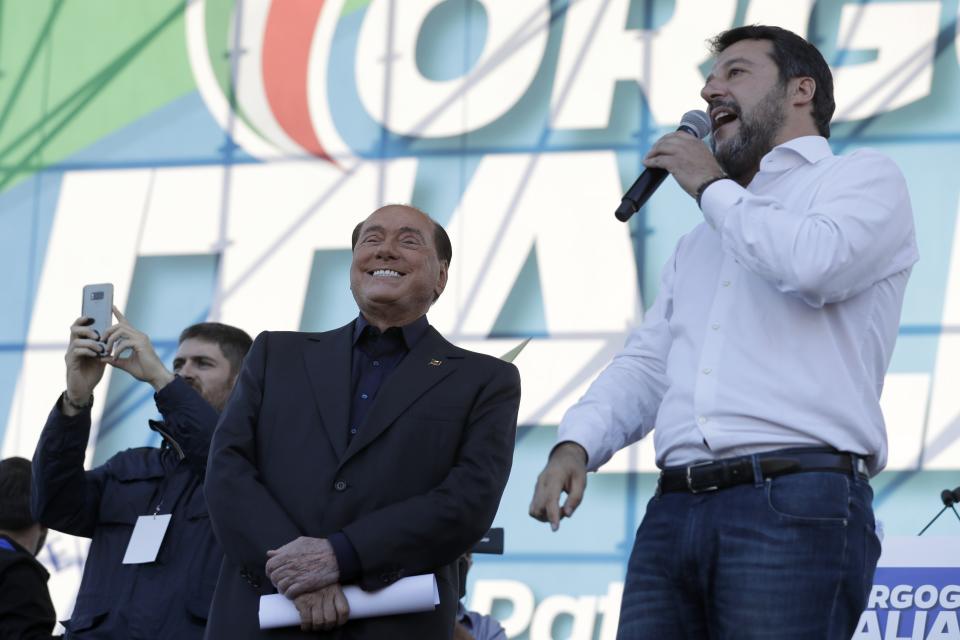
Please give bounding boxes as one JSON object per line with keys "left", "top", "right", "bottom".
{"left": 359, "top": 205, "right": 433, "bottom": 235}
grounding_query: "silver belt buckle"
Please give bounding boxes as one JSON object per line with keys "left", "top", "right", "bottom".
{"left": 855, "top": 457, "right": 868, "bottom": 477}
{"left": 686, "top": 460, "right": 719, "bottom": 493}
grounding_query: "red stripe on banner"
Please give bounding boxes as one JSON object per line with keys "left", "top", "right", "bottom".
{"left": 262, "top": 0, "right": 335, "bottom": 163}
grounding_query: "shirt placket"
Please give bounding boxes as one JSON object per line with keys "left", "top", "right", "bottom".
{"left": 693, "top": 255, "right": 737, "bottom": 442}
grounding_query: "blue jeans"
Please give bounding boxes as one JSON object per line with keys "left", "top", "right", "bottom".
{"left": 616, "top": 466, "right": 881, "bottom": 639}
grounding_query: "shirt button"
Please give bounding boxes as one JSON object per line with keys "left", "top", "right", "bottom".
{"left": 350, "top": 428, "right": 358, "bottom": 435}
{"left": 372, "top": 361, "right": 381, "bottom": 367}
{"left": 702, "top": 368, "right": 712, "bottom": 375}
{"left": 361, "top": 393, "right": 368, "bottom": 399}
{"left": 721, "top": 280, "right": 731, "bottom": 287}
{"left": 711, "top": 323, "right": 720, "bottom": 330}
{"left": 697, "top": 416, "right": 708, "bottom": 425}
{"left": 334, "top": 479, "right": 348, "bottom": 492}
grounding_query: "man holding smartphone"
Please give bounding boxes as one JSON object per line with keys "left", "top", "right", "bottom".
{"left": 31, "top": 307, "right": 252, "bottom": 639}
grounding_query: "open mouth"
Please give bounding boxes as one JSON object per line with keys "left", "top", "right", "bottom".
{"left": 710, "top": 107, "right": 739, "bottom": 134}
{"left": 369, "top": 269, "right": 404, "bottom": 278}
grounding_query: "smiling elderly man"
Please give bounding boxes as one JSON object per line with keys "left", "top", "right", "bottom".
{"left": 204, "top": 204, "right": 521, "bottom": 639}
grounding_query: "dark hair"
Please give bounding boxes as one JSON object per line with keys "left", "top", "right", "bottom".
{"left": 0, "top": 457, "right": 34, "bottom": 531}
{"left": 178, "top": 323, "right": 253, "bottom": 374}
{"left": 351, "top": 205, "right": 453, "bottom": 268}
{"left": 710, "top": 25, "right": 834, "bottom": 138}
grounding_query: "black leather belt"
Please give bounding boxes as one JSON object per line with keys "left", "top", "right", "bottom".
{"left": 658, "top": 449, "right": 868, "bottom": 494}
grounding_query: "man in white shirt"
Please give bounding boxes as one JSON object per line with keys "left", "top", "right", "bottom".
{"left": 529, "top": 25, "right": 917, "bottom": 639}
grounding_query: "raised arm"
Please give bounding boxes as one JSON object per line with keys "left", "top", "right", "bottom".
{"left": 31, "top": 316, "right": 111, "bottom": 536}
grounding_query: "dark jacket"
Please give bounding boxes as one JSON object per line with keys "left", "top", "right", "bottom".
{"left": 31, "top": 377, "right": 222, "bottom": 639}
{"left": 0, "top": 534, "right": 57, "bottom": 639}
{"left": 204, "top": 325, "right": 521, "bottom": 639}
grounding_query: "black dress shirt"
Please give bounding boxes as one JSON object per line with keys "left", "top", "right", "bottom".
{"left": 348, "top": 315, "right": 429, "bottom": 442}
{"left": 329, "top": 314, "right": 430, "bottom": 583}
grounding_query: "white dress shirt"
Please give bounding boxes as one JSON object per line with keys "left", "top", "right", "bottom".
{"left": 559, "top": 136, "right": 918, "bottom": 475}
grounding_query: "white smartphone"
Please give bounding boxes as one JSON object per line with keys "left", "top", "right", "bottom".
{"left": 81, "top": 283, "right": 114, "bottom": 347}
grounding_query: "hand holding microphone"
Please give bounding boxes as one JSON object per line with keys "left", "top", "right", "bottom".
{"left": 615, "top": 109, "right": 721, "bottom": 222}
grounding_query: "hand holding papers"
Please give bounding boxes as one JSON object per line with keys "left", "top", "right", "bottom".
{"left": 259, "top": 574, "right": 441, "bottom": 629}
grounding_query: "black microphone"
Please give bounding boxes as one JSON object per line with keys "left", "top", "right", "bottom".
{"left": 941, "top": 489, "right": 956, "bottom": 507}
{"left": 615, "top": 110, "right": 712, "bottom": 222}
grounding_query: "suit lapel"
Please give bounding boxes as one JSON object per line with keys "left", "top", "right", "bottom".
{"left": 339, "top": 327, "right": 458, "bottom": 468}
{"left": 302, "top": 324, "right": 354, "bottom": 461}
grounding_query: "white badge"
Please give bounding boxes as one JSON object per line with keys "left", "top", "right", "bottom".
{"left": 122, "top": 514, "right": 172, "bottom": 564}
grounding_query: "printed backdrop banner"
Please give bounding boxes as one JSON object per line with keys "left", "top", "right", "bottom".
{"left": 1, "top": 2, "right": 959, "bottom": 637}
{"left": 853, "top": 537, "right": 960, "bottom": 640}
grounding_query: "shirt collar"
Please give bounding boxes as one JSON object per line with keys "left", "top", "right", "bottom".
{"left": 758, "top": 135, "right": 833, "bottom": 174}
{"left": 353, "top": 314, "right": 430, "bottom": 350}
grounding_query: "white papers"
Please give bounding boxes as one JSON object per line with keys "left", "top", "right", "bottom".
{"left": 121, "top": 514, "right": 171, "bottom": 564}
{"left": 259, "top": 574, "right": 440, "bottom": 629}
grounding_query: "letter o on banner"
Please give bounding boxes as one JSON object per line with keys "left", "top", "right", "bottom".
{"left": 355, "top": 0, "right": 550, "bottom": 137}
{"left": 914, "top": 585, "right": 939, "bottom": 610}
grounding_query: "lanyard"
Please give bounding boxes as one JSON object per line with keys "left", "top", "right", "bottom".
{"left": 147, "top": 459, "right": 192, "bottom": 518}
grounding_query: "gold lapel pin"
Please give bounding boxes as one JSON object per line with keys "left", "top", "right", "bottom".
{"left": 428, "top": 359, "right": 442, "bottom": 366}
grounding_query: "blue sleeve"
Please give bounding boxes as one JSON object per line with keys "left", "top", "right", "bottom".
{"left": 30, "top": 396, "right": 107, "bottom": 538}
{"left": 154, "top": 376, "right": 220, "bottom": 474}
{"left": 464, "top": 610, "right": 508, "bottom": 640}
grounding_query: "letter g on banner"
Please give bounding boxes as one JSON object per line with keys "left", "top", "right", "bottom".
{"left": 355, "top": 0, "right": 550, "bottom": 137}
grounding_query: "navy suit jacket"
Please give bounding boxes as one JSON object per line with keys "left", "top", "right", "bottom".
{"left": 204, "top": 322, "right": 520, "bottom": 639}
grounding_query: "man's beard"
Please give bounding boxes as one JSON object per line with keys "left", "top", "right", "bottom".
{"left": 187, "top": 379, "right": 227, "bottom": 413}
{"left": 203, "top": 385, "right": 231, "bottom": 413}
{"left": 711, "top": 84, "right": 786, "bottom": 182}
